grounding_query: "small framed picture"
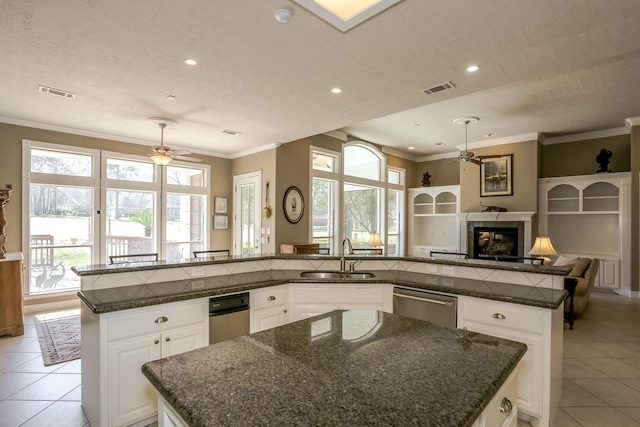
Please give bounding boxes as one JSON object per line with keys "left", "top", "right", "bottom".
{"left": 283, "top": 186, "right": 304, "bottom": 224}
{"left": 213, "top": 215, "right": 228, "bottom": 230}
{"left": 214, "top": 197, "right": 228, "bottom": 214}
{"left": 480, "top": 155, "right": 513, "bottom": 197}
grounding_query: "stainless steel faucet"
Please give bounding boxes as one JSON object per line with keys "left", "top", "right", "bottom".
{"left": 340, "top": 237, "right": 354, "bottom": 271}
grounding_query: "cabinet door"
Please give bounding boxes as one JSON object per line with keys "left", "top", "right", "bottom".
{"left": 162, "top": 324, "right": 205, "bottom": 357}
{"left": 459, "top": 321, "right": 542, "bottom": 418}
{"left": 252, "top": 306, "right": 288, "bottom": 333}
{"left": 598, "top": 258, "right": 619, "bottom": 289}
{"left": 108, "top": 334, "right": 162, "bottom": 426}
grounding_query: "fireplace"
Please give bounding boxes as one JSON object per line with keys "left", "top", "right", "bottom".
{"left": 461, "top": 213, "right": 534, "bottom": 261}
{"left": 473, "top": 227, "right": 519, "bottom": 261}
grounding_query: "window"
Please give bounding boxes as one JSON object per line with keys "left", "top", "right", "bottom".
{"left": 310, "top": 143, "right": 405, "bottom": 255}
{"left": 23, "top": 141, "right": 210, "bottom": 296}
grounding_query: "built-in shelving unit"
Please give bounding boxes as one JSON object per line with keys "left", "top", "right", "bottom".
{"left": 538, "top": 173, "right": 630, "bottom": 294}
{"left": 408, "top": 186, "right": 460, "bottom": 257}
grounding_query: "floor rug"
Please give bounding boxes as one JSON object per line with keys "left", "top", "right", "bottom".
{"left": 34, "top": 309, "right": 81, "bottom": 366}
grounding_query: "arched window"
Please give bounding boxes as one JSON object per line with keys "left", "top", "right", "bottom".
{"left": 310, "top": 142, "right": 404, "bottom": 255}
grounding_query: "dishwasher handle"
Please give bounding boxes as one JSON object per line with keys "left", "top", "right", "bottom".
{"left": 393, "top": 292, "right": 455, "bottom": 307}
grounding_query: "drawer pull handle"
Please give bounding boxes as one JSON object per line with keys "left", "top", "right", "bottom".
{"left": 499, "top": 397, "right": 513, "bottom": 413}
{"left": 492, "top": 313, "right": 506, "bottom": 320}
{"left": 165, "top": 337, "right": 171, "bottom": 342}
{"left": 154, "top": 339, "right": 160, "bottom": 345}
{"left": 155, "top": 316, "right": 169, "bottom": 323}
{"left": 268, "top": 296, "right": 276, "bottom": 301}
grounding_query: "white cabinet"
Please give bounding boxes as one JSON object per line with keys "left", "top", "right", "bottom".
{"left": 598, "top": 258, "right": 619, "bottom": 289}
{"left": 458, "top": 296, "right": 563, "bottom": 427}
{"left": 82, "top": 298, "right": 208, "bottom": 427}
{"left": 408, "top": 186, "right": 460, "bottom": 257}
{"left": 538, "top": 173, "right": 630, "bottom": 294}
{"left": 158, "top": 396, "right": 188, "bottom": 427}
{"left": 472, "top": 368, "right": 519, "bottom": 427}
{"left": 250, "top": 285, "right": 289, "bottom": 333}
{"left": 288, "top": 283, "right": 392, "bottom": 322}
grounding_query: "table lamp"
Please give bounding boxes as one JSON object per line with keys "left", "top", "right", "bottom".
{"left": 368, "top": 232, "right": 383, "bottom": 250}
{"left": 528, "top": 236, "right": 557, "bottom": 265}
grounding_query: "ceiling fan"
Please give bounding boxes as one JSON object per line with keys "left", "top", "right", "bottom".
{"left": 453, "top": 117, "right": 502, "bottom": 165}
{"left": 145, "top": 117, "right": 202, "bottom": 166}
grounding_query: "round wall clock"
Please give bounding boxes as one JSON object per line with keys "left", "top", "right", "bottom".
{"left": 283, "top": 186, "right": 304, "bottom": 224}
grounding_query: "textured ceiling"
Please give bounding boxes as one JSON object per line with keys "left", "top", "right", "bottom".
{"left": 1, "top": 0, "right": 639, "bottom": 159}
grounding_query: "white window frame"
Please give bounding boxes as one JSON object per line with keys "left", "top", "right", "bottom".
{"left": 22, "top": 140, "right": 101, "bottom": 297}
{"left": 310, "top": 146, "right": 341, "bottom": 252}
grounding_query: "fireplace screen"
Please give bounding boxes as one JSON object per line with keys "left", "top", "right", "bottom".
{"left": 473, "top": 227, "right": 519, "bottom": 260}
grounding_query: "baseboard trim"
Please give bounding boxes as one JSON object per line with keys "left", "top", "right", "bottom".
{"left": 24, "top": 299, "right": 81, "bottom": 315}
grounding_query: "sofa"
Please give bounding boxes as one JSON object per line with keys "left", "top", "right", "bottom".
{"left": 561, "top": 257, "right": 599, "bottom": 324}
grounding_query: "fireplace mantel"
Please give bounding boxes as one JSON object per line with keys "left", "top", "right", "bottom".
{"left": 459, "top": 212, "right": 536, "bottom": 258}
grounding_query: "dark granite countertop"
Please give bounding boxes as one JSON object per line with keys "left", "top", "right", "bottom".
{"left": 78, "top": 269, "right": 568, "bottom": 314}
{"left": 72, "top": 253, "right": 571, "bottom": 276}
{"left": 142, "top": 310, "right": 526, "bottom": 427}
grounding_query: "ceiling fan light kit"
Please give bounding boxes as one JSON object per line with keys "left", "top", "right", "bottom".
{"left": 145, "top": 117, "right": 201, "bottom": 166}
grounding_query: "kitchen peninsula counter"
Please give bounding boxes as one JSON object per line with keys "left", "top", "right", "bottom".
{"left": 142, "top": 309, "right": 526, "bottom": 427}
{"left": 77, "top": 268, "right": 568, "bottom": 314}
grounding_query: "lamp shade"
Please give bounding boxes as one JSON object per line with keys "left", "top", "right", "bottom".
{"left": 528, "top": 237, "right": 557, "bottom": 256}
{"left": 368, "top": 232, "right": 383, "bottom": 246}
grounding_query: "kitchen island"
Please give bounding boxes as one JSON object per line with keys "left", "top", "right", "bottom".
{"left": 142, "top": 309, "right": 526, "bottom": 427}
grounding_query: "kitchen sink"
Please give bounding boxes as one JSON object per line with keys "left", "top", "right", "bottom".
{"left": 300, "top": 271, "right": 375, "bottom": 280}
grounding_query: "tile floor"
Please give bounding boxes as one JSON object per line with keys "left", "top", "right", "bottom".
{"left": 0, "top": 291, "right": 638, "bottom": 426}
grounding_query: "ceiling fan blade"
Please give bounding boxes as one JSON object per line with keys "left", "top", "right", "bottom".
{"left": 171, "top": 149, "right": 192, "bottom": 155}
{"left": 476, "top": 154, "right": 503, "bottom": 160}
{"left": 174, "top": 155, "right": 202, "bottom": 163}
{"left": 471, "top": 158, "right": 482, "bottom": 166}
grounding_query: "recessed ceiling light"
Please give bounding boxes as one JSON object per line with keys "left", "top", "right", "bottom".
{"left": 408, "top": 146, "right": 415, "bottom": 150}
{"left": 184, "top": 58, "right": 198, "bottom": 66}
{"left": 466, "top": 65, "right": 480, "bottom": 72}
{"left": 166, "top": 95, "right": 176, "bottom": 101}
{"left": 435, "top": 142, "right": 445, "bottom": 146}
{"left": 331, "top": 87, "right": 342, "bottom": 94}
{"left": 485, "top": 133, "right": 494, "bottom": 138}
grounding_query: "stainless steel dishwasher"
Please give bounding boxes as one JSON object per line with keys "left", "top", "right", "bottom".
{"left": 393, "top": 287, "right": 457, "bottom": 328}
{"left": 209, "top": 292, "right": 250, "bottom": 344}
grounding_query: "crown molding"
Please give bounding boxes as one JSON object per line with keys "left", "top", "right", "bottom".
{"left": 230, "top": 142, "right": 281, "bottom": 159}
{"left": 0, "top": 116, "right": 235, "bottom": 159}
{"left": 380, "top": 146, "right": 419, "bottom": 162}
{"left": 416, "top": 132, "right": 541, "bottom": 162}
{"left": 625, "top": 116, "right": 640, "bottom": 127}
{"left": 542, "top": 126, "right": 629, "bottom": 145}
{"left": 323, "top": 130, "right": 349, "bottom": 141}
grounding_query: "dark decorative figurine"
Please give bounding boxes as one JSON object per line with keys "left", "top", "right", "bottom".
{"left": 421, "top": 171, "right": 432, "bottom": 187}
{"left": 596, "top": 148, "right": 612, "bottom": 173}
{"left": 480, "top": 203, "right": 508, "bottom": 212}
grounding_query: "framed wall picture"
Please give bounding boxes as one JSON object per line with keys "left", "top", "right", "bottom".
{"left": 480, "top": 155, "right": 513, "bottom": 197}
{"left": 214, "top": 197, "right": 228, "bottom": 214}
{"left": 283, "top": 186, "right": 304, "bottom": 223}
{"left": 213, "top": 215, "right": 228, "bottom": 230}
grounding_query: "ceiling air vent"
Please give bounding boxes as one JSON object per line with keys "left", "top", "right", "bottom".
{"left": 422, "top": 81, "right": 456, "bottom": 95}
{"left": 38, "top": 85, "right": 76, "bottom": 100}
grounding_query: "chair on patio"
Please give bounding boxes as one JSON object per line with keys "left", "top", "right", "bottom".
{"left": 193, "top": 250, "right": 230, "bottom": 258}
{"left": 108, "top": 253, "right": 158, "bottom": 264}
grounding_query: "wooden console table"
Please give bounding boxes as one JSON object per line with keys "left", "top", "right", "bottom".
{"left": 0, "top": 252, "right": 25, "bottom": 337}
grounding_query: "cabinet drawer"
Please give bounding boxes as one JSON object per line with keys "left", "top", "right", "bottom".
{"left": 108, "top": 299, "right": 207, "bottom": 342}
{"left": 459, "top": 297, "right": 543, "bottom": 335}
{"left": 252, "top": 286, "right": 288, "bottom": 310}
{"left": 482, "top": 369, "right": 518, "bottom": 427}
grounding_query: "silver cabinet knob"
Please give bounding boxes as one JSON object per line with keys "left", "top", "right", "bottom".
{"left": 492, "top": 313, "right": 506, "bottom": 320}
{"left": 165, "top": 337, "right": 171, "bottom": 342}
{"left": 283, "top": 309, "right": 288, "bottom": 313}
{"left": 154, "top": 339, "right": 159, "bottom": 345}
{"left": 499, "top": 397, "right": 513, "bottom": 413}
{"left": 155, "top": 316, "right": 169, "bottom": 323}
{"left": 268, "top": 296, "right": 276, "bottom": 301}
